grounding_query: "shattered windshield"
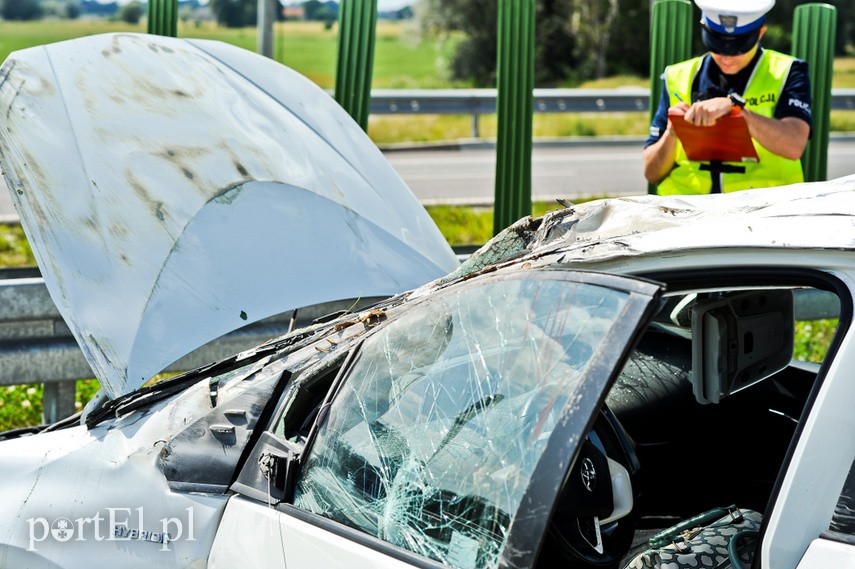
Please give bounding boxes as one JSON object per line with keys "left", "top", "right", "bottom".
{"left": 293, "top": 273, "right": 630, "bottom": 569}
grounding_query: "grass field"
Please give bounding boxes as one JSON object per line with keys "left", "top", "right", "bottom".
{"left": 5, "top": 19, "right": 854, "bottom": 87}
{"left": 0, "top": 19, "right": 464, "bottom": 89}
{"left": 2, "top": 19, "right": 854, "bottom": 144}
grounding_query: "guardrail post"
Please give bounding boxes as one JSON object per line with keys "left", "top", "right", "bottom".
{"left": 493, "top": 0, "right": 535, "bottom": 235}
{"left": 648, "top": 0, "right": 693, "bottom": 194}
{"left": 42, "top": 380, "right": 77, "bottom": 424}
{"left": 335, "top": 0, "right": 378, "bottom": 132}
{"left": 792, "top": 3, "right": 836, "bottom": 183}
{"left": 257, "top": 0, "right": 275, "bottom": 58}
{"left": 147, "top": 0, "right": 178, "bottom": 37}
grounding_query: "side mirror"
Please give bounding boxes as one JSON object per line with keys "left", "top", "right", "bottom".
{"left": 690, "top": 290, "right": 794, "bottom": 404}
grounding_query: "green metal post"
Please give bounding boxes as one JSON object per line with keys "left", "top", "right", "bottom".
{"left": 648, "top": 0, "right": 693, "bottom": 193}
{"left": 147, "top": 0, "right": 178, "bottom": 37}
{"left": 493, "top": 0, "right": 535, "bottom": 236}
{"left": 792, "top": 3, "right": 837, "bottom": 183}
{"left": 334, "top": 0, "right": 378, "bottom": 132}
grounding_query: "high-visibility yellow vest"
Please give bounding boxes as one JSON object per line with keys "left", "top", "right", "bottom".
{"left": 657, "top": 49, "right": 804, "bottom": 195}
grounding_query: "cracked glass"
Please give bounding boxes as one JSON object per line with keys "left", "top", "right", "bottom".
{"left": 293, "top": 274, "right": 630, "bottom": 569}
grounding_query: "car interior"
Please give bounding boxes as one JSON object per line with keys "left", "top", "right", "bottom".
{"left": 536, "top": 273, "right": 848, "bottom": 569}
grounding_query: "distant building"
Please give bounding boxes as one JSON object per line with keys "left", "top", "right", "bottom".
{"left": 282, "top": 5, "right": 306, "bottom": 20}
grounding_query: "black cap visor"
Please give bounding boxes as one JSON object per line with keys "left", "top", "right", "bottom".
{"left": 701, "top": 25, "right": 761, "bottom": 56}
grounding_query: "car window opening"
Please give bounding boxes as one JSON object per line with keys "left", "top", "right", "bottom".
{"left": 276, "top": 354, "right": 349, "bottom": 447}
{"left": 598, "top": 283, "right": 843, "bottom": 569}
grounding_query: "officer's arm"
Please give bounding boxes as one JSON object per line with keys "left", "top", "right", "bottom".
{"left": 643, "top": 128, "right": 680, "bottom": 184}
{"left": 643, "top": 96, "right": 690, "bottom": 184}
{"left": 743, "top": 112, "right": 810, "bottom": 161}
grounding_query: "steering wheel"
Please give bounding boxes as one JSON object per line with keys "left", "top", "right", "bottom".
{"left": 537, "top": 407, "right": 639, "bottom": 569}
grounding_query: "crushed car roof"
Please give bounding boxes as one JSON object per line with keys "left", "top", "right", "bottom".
{"left": 444, "top": 175, "right": 855, "bottom": 283}
{"left": 0, "top": 33, "right": 458, "bottom": 397}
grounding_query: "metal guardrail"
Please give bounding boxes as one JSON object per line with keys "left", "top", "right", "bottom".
{"left": 369, "top": 88, "right": 855, "bottom": 138}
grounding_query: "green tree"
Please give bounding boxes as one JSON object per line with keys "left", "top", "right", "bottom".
{"left": 769, "top": 0, "right": 854, "bottom": 56}
{"left": 315, "top": 5, "right": 333, "bottom": 20}
{"left": 603, "top": 0, "right": 649, "bottom": 78}
{"left": 209, "top": 0, "right": 257, "bottom": 27}
{"left": 568, "top": 0, "right": 620, "bottom": 79}
{"left": 1, "top": 0, "right": 44, "bottom": 20}
{"left": 418, "top": 0, "right": 853, "bottom": 84}
{"left": 118, "top": 0, "right": 143, "bottom": 24}
{"left": 420, "top": 0, "right": 577, "bottom": 86}
{"left": 303, "top": 0, "right": 323, "bottom": 19}
{"left": 65, "top": 1, "right": 82, "bottom": 19}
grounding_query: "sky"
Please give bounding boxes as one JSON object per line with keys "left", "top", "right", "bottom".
{"left": 377, "top": 0, "right": 412, "bottom": 9}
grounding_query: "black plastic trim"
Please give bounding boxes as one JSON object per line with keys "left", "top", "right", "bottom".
{"left": 500, "top": 284, "right": 664, "bottom": 569}
{"left": 291, "top": 338, "right": 366, "bottom": 486}
{"left": 229, "top": 370, "right": 293, "bottom": 487}
{"left": 819, "top": 530, "right": 855, "bottom": 547}
{"left": 168, "top": 482, "right": 229, "bottom": 494}
{"left": 231, "top": 345, "right": 365, "bottom": 503}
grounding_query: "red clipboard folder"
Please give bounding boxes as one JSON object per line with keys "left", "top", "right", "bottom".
{"left": 668, "top": 109, "right": 759, "bottom": 163}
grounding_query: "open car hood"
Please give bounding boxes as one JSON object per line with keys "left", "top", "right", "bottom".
{"left": 0, "top": 33, "right": 458, "bottom": 398}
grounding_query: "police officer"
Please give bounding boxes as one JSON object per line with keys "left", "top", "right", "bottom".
{"left": 643, "top": 0, "right": 812, "bottom": 194}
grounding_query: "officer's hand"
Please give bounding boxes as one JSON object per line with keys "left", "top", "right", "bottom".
{"left": 669, "top": 102, "right": 690, "bottom": 115}
{"left": 684, "top": 97, "right": 732, "bottom": 126}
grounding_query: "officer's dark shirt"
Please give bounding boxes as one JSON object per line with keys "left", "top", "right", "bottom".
{"left": 644, "top": 47, "right": 812, "bottom": 148}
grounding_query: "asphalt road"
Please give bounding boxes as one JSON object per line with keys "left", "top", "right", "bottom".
{"left": 2, "top": 138, "right": 855, "bottom": 221}
{"left": 385, "top": 140, "right": 647, "bottom": 205}
{"left": 386, "top": 137, "right": 855, "bottom": 205}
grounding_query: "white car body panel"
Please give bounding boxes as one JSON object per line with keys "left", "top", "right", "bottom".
{"left": 761, "top": 271, "right": 855, "bottom": 569}
{"left": 796, "top": 539, "right": 855, "bottom": 569}
{"left": 0, "top": 33, "right": 458, "bottom": 397}
{"left": 209, "top": 496, "right": 415, "bottom": 569}
{"left": 276, "top": 510, "right": 418, "bottom": 569}
{"left": 0, "top": 408, "right": 227, "bottom": 568}
{"left": 208, "top": 497, "right": 286, "bottom": 569}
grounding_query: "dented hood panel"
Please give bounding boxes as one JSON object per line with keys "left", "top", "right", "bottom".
{"left": 0, "top": 33, "right": 458, "bottom": 397}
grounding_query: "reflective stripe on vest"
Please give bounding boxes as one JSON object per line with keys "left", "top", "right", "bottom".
{"left": 657, "top": 50, "right": 804, "bottom": 195}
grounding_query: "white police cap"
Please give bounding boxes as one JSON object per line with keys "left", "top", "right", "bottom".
{"left": 695, "top": 0, "right": 774, "bottom": 35}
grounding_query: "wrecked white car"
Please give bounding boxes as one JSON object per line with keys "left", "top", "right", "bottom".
{"left": 2, "top": 32, "right": 855, "bottom": 569}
